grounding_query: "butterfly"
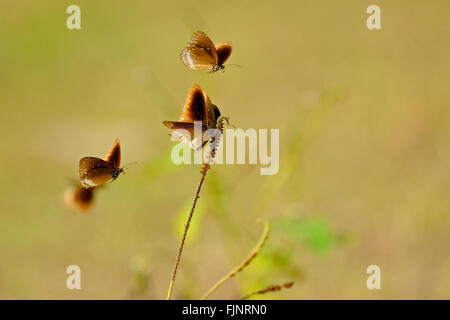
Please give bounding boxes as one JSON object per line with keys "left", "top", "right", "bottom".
{"left": 180, "top": 31, "right": 233, "bottom": 72}
{"left": 162, "top": 84, "right": 221, "bottom": 151}
{"left": 79, "top": 139, "right": 124, "bottom": 188}
{"left": 63, "top": 184, "right": 95, "bottom": 212}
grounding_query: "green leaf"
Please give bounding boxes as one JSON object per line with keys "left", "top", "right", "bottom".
{"left": 275, "top": 217, "right": 343, "bottom": 255}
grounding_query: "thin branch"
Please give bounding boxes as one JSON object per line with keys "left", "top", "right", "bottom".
{"left": 200, "top": 220, "right": 270, "bottom": 300}
{"left": 166, "top": 162, "right": 210, "bottom": 300}
{"left": 166, "top": 116, "right": 227, "bottom": 300}
{"left": 241, "top": 281, "right": 294, "bottom": 300}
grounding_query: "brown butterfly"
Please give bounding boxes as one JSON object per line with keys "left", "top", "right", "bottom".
{"left": 180, "top": 31, "right": 232, "bottom": 72}
{"left": 79, "top": 139, "right": 124, "bottom": 188}
{"left": 162, "top": 84, "right": 221, "bottom": 151}
{"left": 63, "top": 184, "right": 95, "bottom": 212}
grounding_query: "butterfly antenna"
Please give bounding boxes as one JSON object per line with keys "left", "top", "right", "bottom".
{"left": 222, "top": 116, "right": 236, "bottom": 128}
{"left": 123, "top": 162, "right": 138, "bottom": 171}
{"left": 228, "top": 64, "right": 242, "bottom": 68}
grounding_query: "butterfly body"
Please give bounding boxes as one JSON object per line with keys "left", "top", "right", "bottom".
{"left": 163, "top": 84, "right": 221, "bottom": 150}
{"left": 79, "top": 139, "right": 124, "bottom": 188}
{"left": 180, "top": 31, "right": 232, "bottom": 72}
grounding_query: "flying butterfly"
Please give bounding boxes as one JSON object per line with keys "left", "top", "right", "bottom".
{"left": 180, "top": 31, "right": 233, "bottom": 72}
{"left": 63, "top": 184, "right": 95, "bottom": 212}
{"left": 162, "top": 84, "right": 221, "bottom": 151}
{"left": 79, "top": 139, "right": 124, "bottom": 188}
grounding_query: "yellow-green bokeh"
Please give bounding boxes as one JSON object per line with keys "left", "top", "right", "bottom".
{"left": 0, "top": 0, "right": 449, "bottom": 299}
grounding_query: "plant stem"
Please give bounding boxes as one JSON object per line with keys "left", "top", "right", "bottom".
{"left": 200, "top": 220, "right": 270, "bottom": 300}
{"left": 241, "top": 281, "right": 294, "bottom": 300}
{"left": 166, "top": 163, "right": 210, "bottom": 300}
{"left": 166, "top": 116, "right": 226, "bottom": 300}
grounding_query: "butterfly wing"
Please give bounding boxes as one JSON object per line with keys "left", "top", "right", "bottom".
{"left": 181, "top": 84, "right": 215, "bottom": 130}
{"left": 63, "top": 185, "right": 95, "bottom": 212}
{"left": 178, "top": 84, "right": 207, "bottom": 123}
{"left": 79, "top": 157, "right": 115, "bottom": 188}
{"left": 104, "top": 139, "right": 121, "bottom": 168}
{"left": 163, "top": 84, "right": 216, "bottom": 151}
{"left": 215, "top": 41, "right": 233, "bottom": 66}
{"left": 180, "top": 31, "right": 218, "bottom": 70}
{"left": 74, "top": 186, "right": 94, "bottom": 209}
{"left": 162, "top": 121, "right": 206, "bottom": 151}
{"left": 72, "top": 186, "right": 94, "bottom": 211}
{"left": 178, "top": 84, "right": 216, "bottom": 148}
{"left": 202, "top": 91, "right": 216, "bottom": 131}
{"left": 212, "top": 104, "right": 221, "bottom": 121}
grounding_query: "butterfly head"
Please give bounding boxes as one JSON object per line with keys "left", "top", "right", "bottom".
{"left": 211, "top": 64, "right": 224, "bottom": 73}
{"left": 112, "top": 167, "right": 125, "bottom": 180}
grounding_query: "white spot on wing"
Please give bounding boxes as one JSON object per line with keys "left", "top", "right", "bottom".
{"left": 81, "top": 179, "right": 97, "bottom": 188}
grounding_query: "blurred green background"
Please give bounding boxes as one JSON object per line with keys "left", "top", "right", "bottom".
{"left": 0, "top": 0, "right": 449, "bottom": 299}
